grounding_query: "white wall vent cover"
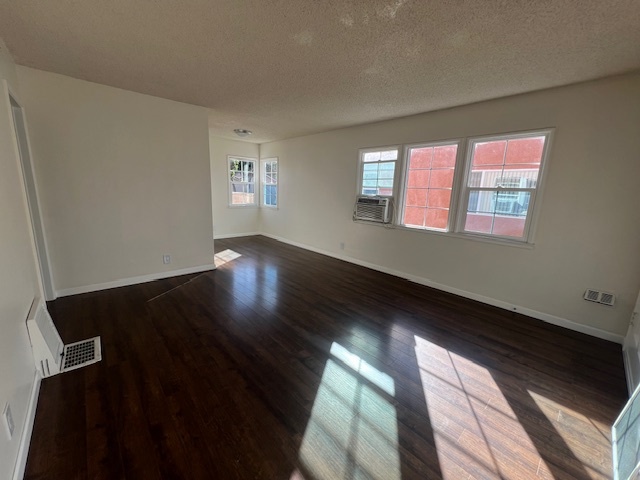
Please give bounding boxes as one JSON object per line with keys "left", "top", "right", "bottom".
{"left": 354, "top": 196, "right": 391, "bottom": 223}
{"left": 26, "top": 297, "right": 102, "bottom": 377}
{"left": 584, "top": 289, "right": 616, "bottom": 307}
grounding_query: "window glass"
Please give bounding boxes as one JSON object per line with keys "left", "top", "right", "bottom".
{"left": 359, "top": 148, "right": 398, "bottom": 197}
{"left": 229, "top": 157, "right": 257, "bottom": 206}
{"left": 462, "top": 135, "right": 547, "bottom": 240}
{"left": 261, "top": 158, "right": 278, "bottom": 207}
{"left": 402, "top": 143, "right": 458, "bottom": 230}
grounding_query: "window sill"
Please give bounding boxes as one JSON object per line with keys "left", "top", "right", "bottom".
{"left": 228, "top": 204, "right": 259, "bottom": 209}
{"left": 353, "top": 220, "right": 535, "bottom": 249}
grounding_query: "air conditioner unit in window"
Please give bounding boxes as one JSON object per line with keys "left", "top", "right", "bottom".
{"left": 354, "top": 196, "right": 391, "bottom": 223}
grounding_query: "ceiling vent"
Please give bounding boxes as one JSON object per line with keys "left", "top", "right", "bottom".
{"left": 584, "top": 289, "right": 616, "bottom": 307}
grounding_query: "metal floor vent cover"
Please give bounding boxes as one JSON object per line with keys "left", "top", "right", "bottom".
{"left": 61, "top": 336, "right": 102, "bottom": 372}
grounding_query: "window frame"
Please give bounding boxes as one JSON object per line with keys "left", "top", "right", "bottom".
{"left": 227, "top": 155, "right": 258, "bottom": 208}
{"left": 453, "top": 129, "right": 553, "bottom": 244}
{"left": 398, "top": 139, "right": 464, "bottom": 232}
{"left": 260, "top": 157, "right": 279, "bottom": 209}
{"left": 356, "top": 129, "right": 554, "bottom": 246}
{"left": 357, "top": 145, "right": 401, "bottom": 198}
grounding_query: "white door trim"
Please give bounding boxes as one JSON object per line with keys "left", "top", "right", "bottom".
{"left": 4, "top": 81, "right": 56, "bottom": 300}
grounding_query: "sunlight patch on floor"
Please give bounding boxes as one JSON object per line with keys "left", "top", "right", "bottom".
{"left": 214, "top": 248, "right": 241, "bottom": 267}
{"left": 296, "top": 342, "right": 400, "bottom": 480}
{"left": 414, "top": 335, "right": 554, "bottom": 479}
{"left": 529, "top": 390, "right": 612, "bottom": 478}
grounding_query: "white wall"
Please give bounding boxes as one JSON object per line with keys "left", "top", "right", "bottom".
{"left": 260, "top": 73, "right": 640, "bottom": 338}
{"left": 209, "top": 133, "right": 260, "bottom": 238}
{"left": 0, "top": 40, "right": 41, "bottom": 479}
{"left": 17, "top": 67, "right": 214, "bottom": 294}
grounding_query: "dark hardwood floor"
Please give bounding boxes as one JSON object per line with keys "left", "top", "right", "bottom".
{"left": 25, "top": 235, "right": 627, "bottom": 479}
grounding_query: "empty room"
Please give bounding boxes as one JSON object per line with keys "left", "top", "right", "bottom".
{"left": 1, "top": 1, "right": 640, "bottom": 479}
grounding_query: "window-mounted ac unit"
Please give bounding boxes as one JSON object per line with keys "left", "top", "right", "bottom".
{"left": 354, "top": 196, "right": 391, "bottom": 223}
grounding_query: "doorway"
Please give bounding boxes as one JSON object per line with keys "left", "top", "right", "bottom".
{"left": 7, "top": 88, "right": 55, "bottom": 300}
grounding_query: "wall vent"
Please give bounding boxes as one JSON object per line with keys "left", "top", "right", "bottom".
{"left": 584, "top": 289, "right": 616, "bottom": 307}
{"left": 26, "top": 297, "right": 102, "bottom": 377}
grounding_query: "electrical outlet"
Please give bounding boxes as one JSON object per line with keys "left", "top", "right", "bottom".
{"left": 3, "top": 402, "right": 14, "bottom": 439}
{"left": 163, "top": 254, "right": 171, "bottom": 265}
{"left": 340, "top": 242, "right": 345, "bottom": 250}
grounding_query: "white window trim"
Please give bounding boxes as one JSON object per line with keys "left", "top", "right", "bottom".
{"left": 453, "top": 128, "right": 554, "bottom": 244}
{"left": 355, "top": 129, "right": 554, "bottom": 247}
{"left": 228, "top": 155, "right": 258, "bottom": 208}
{"left": 260, "top": 157, "right": 278, "bottom": 209}
{"left": 357, "top": 145, "right": 401, "bottom": 199}
{"left": 397, "top": 139, "right": 464, "bottom": 232}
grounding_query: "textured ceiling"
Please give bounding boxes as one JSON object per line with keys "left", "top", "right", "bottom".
{"left": 1, "top": 1, "right": 639, "bottom": 143}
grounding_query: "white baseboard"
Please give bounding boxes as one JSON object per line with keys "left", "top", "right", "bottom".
{"left": 12, "top": 370, "right": 41, "bottom": 480}
{"left": 260, "top": 232, "right": 624, "bottom": 344}
{"left": 214, "top": 232, "right": 260, "bottom": 239}
{"left": 56, "top": 264, "right": 216, "bottom": 298}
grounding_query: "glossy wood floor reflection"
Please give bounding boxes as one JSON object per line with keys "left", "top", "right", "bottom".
{"left": 25, "top": 235, "right": 627, "bottom": 480}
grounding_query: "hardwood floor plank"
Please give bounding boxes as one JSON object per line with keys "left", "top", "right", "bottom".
{"left": 26, "top": 235, "right": 626, "bottom": 479}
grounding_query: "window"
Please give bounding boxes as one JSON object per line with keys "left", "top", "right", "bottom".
{"left": 261, "top": 158, "right": 278, "bottom": 208}
{"left": 358, "top": 147, "right": 399, "bottom": 197}
{"left": 360, "top": 129, "right": 552, "bottom": 244}
{"left": 401, "top": 142, "right": 459, "bottom": 230}
{"left": 228, "top": 156, "right": 256, "bottom": 206}
{"left": 458, "top": 131, "right": 550, "bottom": 241}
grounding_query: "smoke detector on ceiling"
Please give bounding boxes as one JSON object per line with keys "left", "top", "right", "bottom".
{"left": 234, "top": 128, "right": 252, "bottom": 138}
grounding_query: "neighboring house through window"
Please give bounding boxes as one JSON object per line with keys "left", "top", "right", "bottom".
{"left": 228, "top": 156, "right": 257, "bottom": 206}
{"left": 357, "top": 129, "right": 552, "bottom": 244}
{"left": 358, "top": 147, "right": 399, "bottom": 197}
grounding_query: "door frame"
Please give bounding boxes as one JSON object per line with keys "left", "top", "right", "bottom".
{"left": 4, "top": 81, "right": 55, "bottom": 300}
{"left": 623, "top": 289, "right": 640, "bottom": 395}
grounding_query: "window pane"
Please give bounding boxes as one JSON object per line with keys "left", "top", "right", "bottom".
{"left": 406, "top": 188, "right": 427, "bottom": 207}
{"left": 378, "top": 169, "right": 394, "bottom": 179}
{"left": 265, "top": 162, "right": 272, "bottom": 173}
{"left": 504, "top": 137, "right": 545, "bottom": 166}
{"left": 409, "top": 147, "right": 432, "bottom": 169}
{"left": 470, "top": 138, "right": 543, "bottom": 187}
{"left": 231, "top": 183, "right": 255, "bottom": 205}
{"left": 404, "top": 207, "right": 426, "bottom": 227}
{"left": 464, "top": 191, "right": 496, "bottom": 234}
{"left": 229, "top": 158, "right": 257, "bottom": 206}
{"left": 402, "top": 143, "right": 457, "bottom": 230}
{"left": 427, "top": 189, "right": 451, "bottom": 209}
{"left": 363, "top": 151, "right": 381, "bottom": 162}
{"left": 432, "top": 145, "right": 457, "bottom": 168}
{"left": 361, "top": 161, "right": 395, "bottom": 196}
{"left": 380, "top": 150, "right": 398, "bottom": 160}
{"left": 264, "top": 184, "right": 277, "bottom": 206}
{"left": 472, "top": 141, "right": 506, "bottom": 167}
{"left": 425, "top": 208, "right": 449, "bottom": 229}
{"left": 464, "top": 189, "right": 530, "bottom": 238}
{"left": 429, "top": 169, "right": 454, "bottom": 188}
{"left": 408, "top": 169, "right": 430, "bottom": 188}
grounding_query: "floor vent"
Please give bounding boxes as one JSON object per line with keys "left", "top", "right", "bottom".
{"left": 584, "top": 289, "right": 616, "bottom": 307}
{"left": 61, "top": 337, "right": 102, "bottom": 372}
{"left": 26, "top": 297, "right": 103, "bottom": 377}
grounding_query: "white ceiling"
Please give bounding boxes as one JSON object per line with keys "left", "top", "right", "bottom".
{"left": 1, "top": 1, "right": 639, "bottom": 143}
